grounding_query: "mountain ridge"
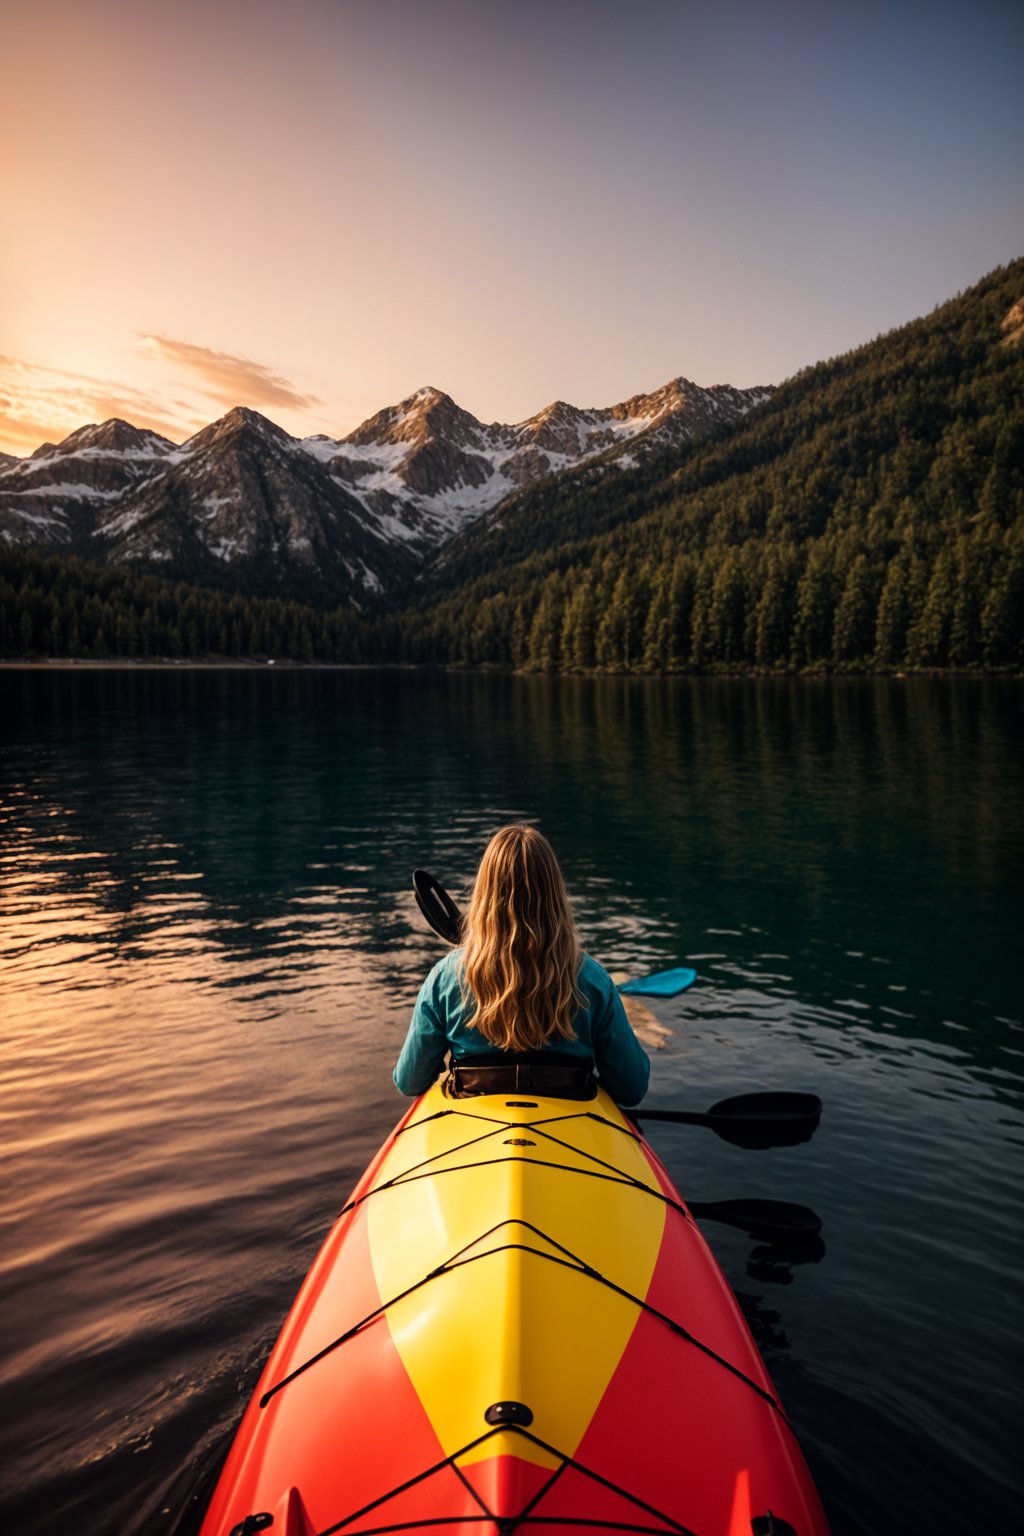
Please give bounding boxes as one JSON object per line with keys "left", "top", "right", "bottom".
{"left": 0, "top": 375, "right": 770, "bottom": 603}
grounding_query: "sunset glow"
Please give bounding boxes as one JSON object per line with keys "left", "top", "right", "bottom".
{"left": 1, "top": 0, "right": 1021, "bottom": 457}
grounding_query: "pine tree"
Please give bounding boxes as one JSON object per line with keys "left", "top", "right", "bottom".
{"left": 560, "top": 579, "right": 598, "bottom": 671}
{"left": 907, "top": 551, "right": 955, "bottom": 666}
{"left": 753, "top": 547, "right": 797, "bottom": 667}
{"left": 791, "top": 547, "right": 834, "bottom": 666}
{"left": 980, "top": 529, "right": 1024, "bottom": 664}
{"left": 668, "top": 558, "right": 696, "bottom": 668}
{"left": 875, "top": 556, "right": 911, "bottom": 665}
{"left": 526, "top": 572, "right": 564, "bottom": 671}
{"left": 708, "top": 551, "right": 747, "bottom": 664}
{"left": 641, "top": 568, "right": 672, "bottom": 672}
{"left": 832, "top": 554, "right": 878, "bottom": 664}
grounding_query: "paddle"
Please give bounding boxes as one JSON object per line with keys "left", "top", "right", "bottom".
{"left": 687, "top": 1198, "right": 822, "bottom": 1240}
{"left": 634, "top": 1091, "right": 822, "bottom": 1149}
{"left": 413, "top": 868, "right": 697, "bottom": 994}
{"left": 413, "top": 868, "right": 463, "bottom": 945}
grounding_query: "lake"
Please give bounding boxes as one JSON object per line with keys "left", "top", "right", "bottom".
{"left": 1, "top": 667, "right": 1021, "bottom": 1535}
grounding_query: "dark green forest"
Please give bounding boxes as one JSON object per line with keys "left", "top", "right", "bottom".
{"left": 3, "top": 259, "right": 1022, "bottom": 672}
{"left": 0, "top": 550, "right": 377, "bottom": 664}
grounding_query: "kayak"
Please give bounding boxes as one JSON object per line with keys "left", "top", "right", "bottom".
{"left": 194, "top": 1082, "right": 830, "bottom": 1535}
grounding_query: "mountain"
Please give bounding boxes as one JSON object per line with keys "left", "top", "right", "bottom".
{"left": 0, "top": 377, "right": 769, "bottom": 603}
{"left": 318, "top": 379, "right": 770, "bottom": 547}
{"left": 93, "top": 407, "right": 419, "bottom": 604}
{"left": 0, "top": 420, "right": 177, "bottom": 547}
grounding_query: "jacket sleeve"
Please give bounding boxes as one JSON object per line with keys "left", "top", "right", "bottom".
{"left": 589, "top": 971, "right": 651, "bottom": 1105}
{"left": 393, "top": 965, "right": 450, "bottom": 1095}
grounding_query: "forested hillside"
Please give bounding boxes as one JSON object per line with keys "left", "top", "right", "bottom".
{"left": 399, "top": 259, "right": 1024, "bottom": 671}
{"left": 2, "top": 259, "right": 1022, "bottom": 671}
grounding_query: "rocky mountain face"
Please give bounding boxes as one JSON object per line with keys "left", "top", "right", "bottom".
{"left": 0, "top": 420, "right": 178, "bottom": 547}
{"left": 1002, "top": 296, "right": 1024, "bottom": 346}
{"left": 93, "top": 408, "right": 416, "bottom": 603}
{"left": 0, "top": 377, "right": 770, "bottom": 603}
{"left": 315, "top": 379, "right": 771, "bottom": 545}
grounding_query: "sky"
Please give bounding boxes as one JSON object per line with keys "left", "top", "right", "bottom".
{"left": 1, "top": 0, "right": 1022, "bottom": 457}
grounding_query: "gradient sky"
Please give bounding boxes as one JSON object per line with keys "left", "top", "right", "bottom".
{"left": 1, "top": 0, "right": 1022, "bottom": 456}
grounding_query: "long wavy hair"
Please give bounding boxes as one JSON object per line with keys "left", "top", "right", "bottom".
{"left": 460, "top": 825, "right": 584, "bottom": 1050}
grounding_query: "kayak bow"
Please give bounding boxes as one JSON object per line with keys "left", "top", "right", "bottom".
{"left": 195, "top": 1083, "right": 830, "bottom": 1536}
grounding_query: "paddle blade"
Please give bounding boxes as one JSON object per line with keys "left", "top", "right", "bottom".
{"left": 618, "top": 966, "right": 697, "bottom": 997}
{"left": 706, "top": 1091, "right": 822, "bottom": 1150}
{"left": 635, "top": 1091, "right": 823, "bottom": 1149}
{"left": 412, "top": 869, "right": 464, "bottom": 945}
{"left": 688, "top": 1198, "right": 822, "bottom": 1240}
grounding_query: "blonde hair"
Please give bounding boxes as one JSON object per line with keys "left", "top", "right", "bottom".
{"left": 461, "top": 825, "right": 584, "bottom": 1050}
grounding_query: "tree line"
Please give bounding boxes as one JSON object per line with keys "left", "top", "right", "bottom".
{"left": 0, "top": 550, "right": 377, "bottom": 664}
{"left": 4, "top": 515, "right": 1019, "bottom": 673}
{"left": 394, "top": 523, "right": 1022, "bottom": 672}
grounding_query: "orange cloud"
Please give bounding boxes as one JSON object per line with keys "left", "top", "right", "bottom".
{"left": 138, "top": 335, "right": 322, "bottom": 413}
{"left": 0, "top": 356, "right": 200, "bottom": 457}
{"left": 0, "top": 337, "right": 325, "bottom": 457}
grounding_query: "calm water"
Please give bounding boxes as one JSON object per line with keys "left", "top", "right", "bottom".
{"left": 1, "top": 668, "right": 1021, "bottom": 1536}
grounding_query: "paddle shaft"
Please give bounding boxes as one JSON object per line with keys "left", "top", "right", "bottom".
{"left": 634, "top": 1108, "right": 715, "bottom": 1126}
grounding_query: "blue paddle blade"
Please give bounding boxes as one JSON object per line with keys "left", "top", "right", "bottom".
{"left": 619, "top": 966, "right": 697, "bottom": 997}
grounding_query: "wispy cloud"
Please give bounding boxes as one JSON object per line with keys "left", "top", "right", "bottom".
{"left": 139, "top": 335, "right": 322, "bottom": 412}
{"left": 0, "top": 339, "right": 328, "bottom": 457}
{"left": 0, "top": 356, "right": 200, "bottom": 457}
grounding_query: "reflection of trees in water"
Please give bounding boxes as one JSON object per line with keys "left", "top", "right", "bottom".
{"left": 487, "top": 673, "right": 1019, "bottom": 915}
{"left": 472, "top": 674, "right": 1021, "bottom": 1039}
{"left": 2, "top": 670, "right": 1020, "bottom": 1049}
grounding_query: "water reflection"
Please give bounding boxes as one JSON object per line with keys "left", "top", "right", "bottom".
{"left": 2, "top": 671, "right": 1020, "bottom": 1049}
{"left": 1, "top": 669, "right": 1022, "bottom": 1535}
{"left": 735, "top": 1290, "right": 798, "bottom": 1359}
{"left": 745, "top": 1235, "right": 828, "bottom": 1285}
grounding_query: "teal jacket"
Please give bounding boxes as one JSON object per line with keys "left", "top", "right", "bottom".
{"left": 393, "top": 949, "right": 650, "bottom": 1105}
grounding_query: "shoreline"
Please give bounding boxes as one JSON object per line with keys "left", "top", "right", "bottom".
{"left": 1, "top": 659, "right": 1020, "bottom": 680}
{"left": 0, "top": 659, "right": 410, "bottom": 671}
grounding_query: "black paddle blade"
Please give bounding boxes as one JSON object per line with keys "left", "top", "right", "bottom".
{"left": 706, "top": 1091, "right": 822, "bottom": 1149}
{"left": 688, "top": 1198, "right": 823, "bottom": 1240}
{"left": 636, "top": 1091, "right": 823, "bottom": 1149}
{"left": 412, "top": 868, "right": 464, "bottom": 946}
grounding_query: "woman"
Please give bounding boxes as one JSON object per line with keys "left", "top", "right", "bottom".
{"left": 394, "top": 825, "right": 650, "bottom": 1104}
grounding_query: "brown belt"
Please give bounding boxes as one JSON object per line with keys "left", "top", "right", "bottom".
{"left": 445, "top": 1058, "right": 597, "bottom": 1101}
